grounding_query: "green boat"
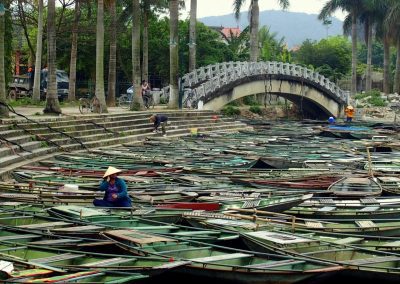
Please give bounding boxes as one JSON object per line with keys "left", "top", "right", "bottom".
{"left": 102, "top": 229, "right": 344, "bottom": 284}
{"left": 241, "top": 229, "right": 400, "bottom": 278}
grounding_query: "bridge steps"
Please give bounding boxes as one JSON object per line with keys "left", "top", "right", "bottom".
{"left": 0, "top": 111, "right": 250, "bottom": 180}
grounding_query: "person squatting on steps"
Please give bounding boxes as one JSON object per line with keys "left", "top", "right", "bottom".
{"left": 93, "top": 166, "right": 132, "bottom": 208}
{"left": 150, "top": 114, "right": 168, "bottom": 137}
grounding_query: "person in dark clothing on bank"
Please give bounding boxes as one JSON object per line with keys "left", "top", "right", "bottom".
{"left": 150, "top": 114, "right": 168, "bottom": 136}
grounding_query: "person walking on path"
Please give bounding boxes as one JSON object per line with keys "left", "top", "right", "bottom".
{"left": 93, "top": 166, "right": 132, "bottom": 208}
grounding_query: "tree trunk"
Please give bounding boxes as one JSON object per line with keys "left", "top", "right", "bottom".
{"left": 107, "top": 0, "right": 117, "bottom": 107}
{"left": 249, "top": 0, "right": 259, "bottom": 62}
{"left": 32, "top": 0, "right": 43, "bottom": 102}
{"left": 43, "top": 0, "right": 61, "bottom": 114}
{"left": 68, "top": 0, "right": 80, "bottom": 102}
{"left": 142, "top": 9, "right": 149, "bottom": 82}
{"left": 383, "top": 34, "right": 391, "bottom": 95}
{"left": 394, "top": 38, "right": 400, "bottom": 94}
{"left": 131, "top": 0, "right": 143, "bottom": 110}
{"left": 351, "top": 11, "right": 357, "bottom": 95}
{"left": 0, "top": 9, "right": 9, "bottom": 117}
{"left": 189, "top": 0, "right": 197, "bottom": 72}
{"left": 365, "top": 20, "right": 372, "bottom": 92}
{"left": 95, "top": 0, "right": 108, "bottom": 112}
{"left": 168, "top": 0, "right": 179, "bottom": 109}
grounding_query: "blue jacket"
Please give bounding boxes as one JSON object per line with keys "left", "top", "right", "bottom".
{"left": 99, "top": 177, "right": 130, "bottom": 201}
{"left": 154, "top": 114, "right": 168, "bottom": 129}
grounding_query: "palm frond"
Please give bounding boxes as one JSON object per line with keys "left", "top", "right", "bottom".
{"left": 233, "top": 0, "right": 244, "bottom": 20}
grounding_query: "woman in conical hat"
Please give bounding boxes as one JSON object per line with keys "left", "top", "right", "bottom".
{"left": 345, "top": 105, "right": 355, "bottom": 122}
{"left": 93, "top": 166, "right": 132, "bottom": 208}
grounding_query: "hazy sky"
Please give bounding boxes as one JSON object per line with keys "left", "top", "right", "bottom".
{"left": 182, "top": 0, "right": 347, "bottom": 20}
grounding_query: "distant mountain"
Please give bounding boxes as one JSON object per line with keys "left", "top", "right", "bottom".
{"left": 199, "top": 10, "right": 344, "bottom": 48}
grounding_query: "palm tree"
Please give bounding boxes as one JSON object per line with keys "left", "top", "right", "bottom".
{"left": 95, "top": 0, "right": 108, "bottom": 113}
{"left": 386, "top": 0, "right": 400, "bottom": 93}
{"left": 32, "top": 0, "right": 43, "bottom": 102}
{"left": 106, "top": 0, "right": 117, "bottom": 107}
{"left": 189, "top": 0, "right": 197, "bottom": 71}
{"left": 68, "top": 0, "right": 81, "bottom": 102}
{"left": 131, "top": 0, "right": 143, "bottom": 110}
{"left": 319, "top": 0, "right": 363, "bottom": 95}
{"left": 168, "top": 0, "right": 179, "bottom": 109}
{"left": 233, "top": 0, "right": 289, "bottom": 62}
{"left": 43, "top": 0, "right": 61, "bottom": 114}
{"left": 0, "top": 2, "right": 9, "bottom": 117}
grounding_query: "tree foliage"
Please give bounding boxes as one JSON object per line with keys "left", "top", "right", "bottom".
{"left": 293, "top": 36, "right": 352, "bottom": 81}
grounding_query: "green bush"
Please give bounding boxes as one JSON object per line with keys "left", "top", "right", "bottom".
{"left": 222, "top": 105, "right": 240, "bottom": 116}
{"left": 226, "top": 100, "right": 240, "bottom": 107}
{"left": 159, "top": 97, "right": 168, "bottom": 105}
{"left": 249, "top": 105, "right": 262, "bottom": 115}
{"left": 8, "top": 97, "right": 44, "bottom": 107}
{"left": 368, "top": 96, "right": 387, "bottom": 107}
{"left": 355, "top": 89, "right": 381, "bottom": 100}
{"left": 243, "top": 96, "right": 259, "bottom": 106}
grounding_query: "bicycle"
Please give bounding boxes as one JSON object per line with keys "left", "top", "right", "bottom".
{"left": 118, "top": 93, "right": 132, "bottom": 108}
{"left": 143, "top": 91, "right": 155, "bottom": 109}
{"left": 78, "top": 94, "right": 102, "bottom": 114}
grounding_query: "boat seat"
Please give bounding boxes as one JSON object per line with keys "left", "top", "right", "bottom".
{"left": 381, "top": 240, "right": 400, "bottom": 247}
{"left": 29, "top": 271, "right": 105, "bottom": 282}
{"left": 29, "top": 239, "right": 82, "bottom": 245}
{"left": 332, "top": 237, "right": 364, "bottom": 245}
{"left": 52, "top": 225, "right": 103, "bottom": 232}
{"left": 160, "top": 246, "right": 212, "bottom": 254}
{"left": 359, "top": 206, "right": 379, "bottom": 212}
{"left": 17, "top": 221, "right": 71, "bottom": 229}
{"left": 360, "top": 198, "right": 378, "bottom": 205}
{"left": 317, "top": 206, "right": 336, "bottom": 212}
{"left": 245, "top": 259, "right": 306, "bottom": 269}
{"left": 341, "top": 255, "right": 400, "bottom": 265}
{"left": 81, "top": 257, "right": 135, "bottom": 267}
{"left": 355, "top": 220, "right": 377, "bottom": 228}
{"left": 242, "top": 200, "right": 261, "bottom": 209}
{"left": 33, "top": 253, "right": 85, "bottom": 264}
{"left": 318, "top": 199, "right": 334, "bottom": 204}
{"left": 0, "top": 234, "right": 39, "bottom": 241}
{"left": 154, "top": 260, "right": 191, "bottom": 269}
{"left": 305, "top": 221, "right": 324, "bottom": 229}
{"left": 190, "top": 253, "right": 253, "bottom": 263}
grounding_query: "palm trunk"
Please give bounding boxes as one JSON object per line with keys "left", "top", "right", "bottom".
{"left": 43, "top": 0, "right": 61, "bottom": 114}
{"left": 394, "top": 38, "right": 400, "bottom": 94}
{"left": 189, "top": 0, "right": 197, "bottom": 72}
{"left": 107, "top": 0, "right": 117, "bottom": 107}
{"left": 142, "top": 9, "right": 149, "bottom": 82}
{"left": 131, "top": 0, "right": 143, "bottom": 110}
{"left": 351, "top": 11, "right": 357, "bottom": 95}
{"left": 0, "top": 9, "right": 8, "bottom": 117}
{"left": 68, "top": 0, "right": 80, "bottom": 102}
{"left": 383, "top": 34, "right": 391, "bottom": 95}
{"left": 32, "top": 0, "right": 43, "bottom": 102}
{"left": 365, "top": 21, "right": 372, "bottom": 92}
{"left": 95, "top": 0, "right": 108, "bottom": 112}
{"left": 249, "top": 0, "right": 259, "bottom": 62}
{"left": 168, "top": 0, "right": 179, "bottom": 109}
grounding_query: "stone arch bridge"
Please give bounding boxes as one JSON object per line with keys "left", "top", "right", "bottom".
{"left": 171, "top": 61, "right": 349, "bottom": 119}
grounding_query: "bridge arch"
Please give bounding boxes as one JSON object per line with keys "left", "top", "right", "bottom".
{"left": 177, "top": 62, "right": 349, "bottom": 119}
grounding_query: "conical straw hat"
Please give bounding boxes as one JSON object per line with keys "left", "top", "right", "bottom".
{"left": 103, "top": 166, "right": 122, "bottom": 178}
{"left": 347, "top": 105, "right": 354, "bottom": 110}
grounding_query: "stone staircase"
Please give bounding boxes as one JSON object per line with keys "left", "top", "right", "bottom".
{"left": 0, "top": 110, "right": 251, "bottom": 179}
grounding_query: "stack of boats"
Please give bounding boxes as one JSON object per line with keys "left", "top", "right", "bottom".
{"left": 0, "top": 121, "right": 399, "bottom": 283}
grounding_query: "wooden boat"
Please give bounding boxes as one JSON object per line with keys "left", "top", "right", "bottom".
{"left": 286, "top": 204, "right": 400, "bottom": 219}
{"left": 0, "top": 240, "right": 187, "bottom": 283}
{"left": 241, "top": 229, "right": 400, "bottom": 277}
{"left": 378, "top": 177, "right": 400, "bottom": 195}
{"left": 184, "top": 210, "right": 400, "bottom": 237}
{"left": 300, "top": 196, "right": 400, "bottom": 208}
{"left": 327, "top": 177, "right": 382, "bottom": 197}
{"left": 220, "top": 194, "right": 313, "bottom": 213}
{"left": 102, "top": 229, "right": 344, "bottom": 284}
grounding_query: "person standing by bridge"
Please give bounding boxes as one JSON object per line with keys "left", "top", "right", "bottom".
{"left": 345, "top": 105, "right": 355, "bottom": 122}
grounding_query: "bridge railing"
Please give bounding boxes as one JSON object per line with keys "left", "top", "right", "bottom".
{"left": 163, "top": 61, "right": 347, "bottom": 107}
